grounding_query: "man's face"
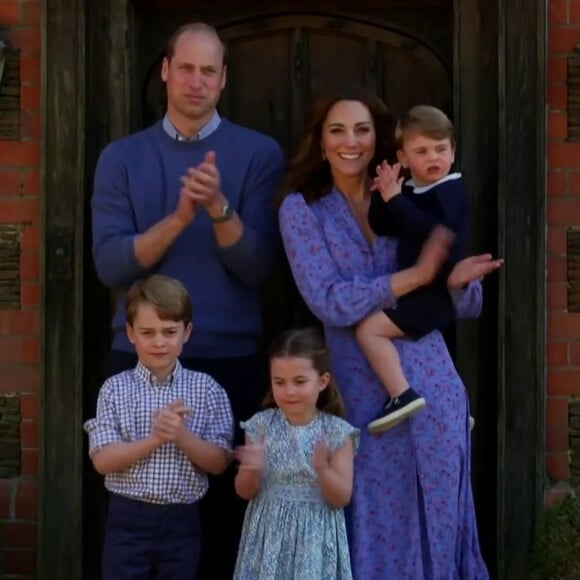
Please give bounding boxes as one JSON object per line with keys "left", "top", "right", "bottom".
{"left": 161, "top": 31, "right": 226, "bottom": 125}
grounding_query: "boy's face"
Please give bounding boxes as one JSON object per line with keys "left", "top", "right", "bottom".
{"left": 396, "top": 133, "right": 455, "bottom": 187}
{"left": 126, "top": 303, "right": 192, "bottom": 378}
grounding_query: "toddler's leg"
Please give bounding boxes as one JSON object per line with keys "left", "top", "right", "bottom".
{"left": 356, "top": 311, "right": 426, "bottom": 433}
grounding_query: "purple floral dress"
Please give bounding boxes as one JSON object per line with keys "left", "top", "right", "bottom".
{"left": 279, "top": 189, "right": 489, "bottom": 580}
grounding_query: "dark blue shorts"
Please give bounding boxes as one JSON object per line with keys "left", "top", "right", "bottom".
{"left": 101, "top": 493, "right": 201, "bottom": 580}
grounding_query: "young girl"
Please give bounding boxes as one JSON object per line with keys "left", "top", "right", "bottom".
{"left": 233, "top": 328, "right": 359, "bottom": 580}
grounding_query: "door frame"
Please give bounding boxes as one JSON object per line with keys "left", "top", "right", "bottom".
{"left": 40, "top": 1, "right": 546, "bottom": 578}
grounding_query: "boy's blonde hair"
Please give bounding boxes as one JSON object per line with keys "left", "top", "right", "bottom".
{"left": 395, "top": 105, "right": 455, "bottom": 148}
{"left": 125, "top": 275, "right": 192, "bottom": 326}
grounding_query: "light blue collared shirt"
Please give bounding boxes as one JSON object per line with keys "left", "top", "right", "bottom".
{"left": 162, "top": 111, "right": 221, "bottom": 141}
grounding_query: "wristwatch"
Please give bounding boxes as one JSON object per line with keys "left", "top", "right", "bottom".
{"left": 209, "top": 200, "right": 234, "bottom": 223}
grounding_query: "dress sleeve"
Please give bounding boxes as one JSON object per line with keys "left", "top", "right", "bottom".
{"left": 327, "top": 416, "right": 360, "bottom": 454}
{"left": 240, "top": 409, "right": 275, "bottom": 441}
{"left": 279, "top": 194, "right": 397, "bottom": 327}
{"left": 450, "top": 280, "right": 483, "bottom": 319}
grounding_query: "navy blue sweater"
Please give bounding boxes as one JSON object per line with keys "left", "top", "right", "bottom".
{"left": 91, "top": 119, "right": 284, "bottom": 358}
{"left": 368, "top": 173, "right": 470, "bottom": 279}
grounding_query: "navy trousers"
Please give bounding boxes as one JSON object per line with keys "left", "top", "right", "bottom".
{"left": 102, "top": 493, "right": 201, "bottom": 580}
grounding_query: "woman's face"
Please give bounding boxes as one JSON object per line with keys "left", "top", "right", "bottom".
{"left": 321, "top": 100, "right": 376, "bottom": 182}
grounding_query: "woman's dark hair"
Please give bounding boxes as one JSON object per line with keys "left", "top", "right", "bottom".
{"left": 262, "top": 327, "right": 346, "bottom": 418}
{"left": 280, "top": 88, "right": 396, "bottom": 205}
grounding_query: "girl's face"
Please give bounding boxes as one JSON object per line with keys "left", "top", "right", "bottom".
{"left": 270, "top": 356, "right": 330, "bottom": 425}
{"left": 321, "top": 100, "right": 376, "bottom": 183}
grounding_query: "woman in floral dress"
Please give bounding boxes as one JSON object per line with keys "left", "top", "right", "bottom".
{"left": 278, "top": 90, "right": 501, "bottom": 579}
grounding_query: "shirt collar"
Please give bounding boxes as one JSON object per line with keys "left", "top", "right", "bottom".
{"left": 134, "top": 359, "right": 183, "bottom": 387}
{"left": 162, "top": 111, "right": 221, "bottom": 142}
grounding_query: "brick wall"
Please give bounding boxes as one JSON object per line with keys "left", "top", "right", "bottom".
{"left": 547, "top": 0, "right": 580, "bottom": 499}
{"left": 0, "top": 0, "right": 42, "bottom": 578}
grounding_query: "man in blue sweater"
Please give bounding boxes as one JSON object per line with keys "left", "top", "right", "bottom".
{"left": 91, "top": 22, "right": 284, "bottom": 579}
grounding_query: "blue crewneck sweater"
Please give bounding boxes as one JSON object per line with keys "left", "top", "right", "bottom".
{"left": 92, "top": 118, "right": 285, "bottom": 358}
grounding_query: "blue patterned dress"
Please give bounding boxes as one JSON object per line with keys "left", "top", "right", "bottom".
{"left": 279, "top": 190, "right": 489, "bottom": 580}
{"left": 233, "top": 408, "right": 359, "bottom": 580}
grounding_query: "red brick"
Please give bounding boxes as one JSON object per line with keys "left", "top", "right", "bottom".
{"left": 21, "top": 448, "right": 39, "bottom": 477}
{"left": 0, "top": 1, "right": 20, "bottom": 25}
{"left": 548, "top": 83, "right": 567, "bottom": 111}
{"left": 569, "top": 171, "right": 580, "bottom": 195}
{"left": 549, "top": 56, "right": 569, "bottom": 83}
{"left": 15, "top": 479, "right": 38, "bottom": 520}
{"left": 545, "top": 482, "right": 573, "bottom": 507}
{"left": 548, "top": 198, "right": 580, "bottom": 224}
{"left": 21, "top": 110, "right": 42, "bottom": 139}
{"left": 547, "top": 254, "right": 567, "bottom": 281}
{"left": 548, "top": 226, "right": 568, "bottom": 253}
{"left": 0, "top": 366, "right": 40, "bottom": 393}
{"left": 21, "top": 171, "right": 40, "bottom": 197}
{"left": 551, "top": 0, "right": 569, "bottom": 24}
{"left": 20, "top": 85, "right": 41, "bottom": 111}
{"left": 6, "top": 27, "right": 41, "bottom": 57}
{"left": 0, "top": 170, "right": 21, "bottom": 195}
{"left": 549, "top": 26, "right": 580, "bottom": 53}
{"left": 20, "top": 394, "right": 40, "bottom": 419}
{"left": 548, "top": 170, "right": 568, "bottom": 197}
{"left": 548, "top": 111, "right": 568, "bottom": 139}
{"left": 20, "top": 226, "right": 40, "bottom": 251}
{"left": 0, "top": 197, "right": 39, "bottom": 222}
{"left": 7, "top": 311, "right": 37, "bottom": 335}
{"left": 570, "top": 341, "right": 580, "bottom": 365}
{"left": 20, "top": 338, "right": 40, "bottom": 364}
{"left": 547, "top": 368, "right": 580, "bottom": 395}
{"left": 546, "top": 396, "right": 569, "bottom": 425}
{"left": 0, "top": 478, "right": 15, "bottom": 519}
{"left": 3, "top": 548, "right": 36, "bottom": 576}
{"left": 20, "top": 420, "right": 38, "bottom": 448}
{"left": 548, "top": 282, "right": 568, "bottom": 310}
{"left": 547, "top": 339, "right": 569, "bottom": 365}
{"left": 0, "top": 338, "right": 22, "bottom": 363}
{"left": 21, "top": 282, "right": 40, "bottom": 307}
{"left": 549, "top": 311, "right": 580, "bottom": 338}
{"left": 546, "top": 452, "right": 570, "bottom": 481}
{"left": 20, "top": 56, "right": 41, "bottom": 84}
{"left": 547, "top": 425, "right": 570, "bottom": 452}
{"left": 21, "top": 0, "right": 42, "bottom": 26}
{"left": 20, "top": 252, "right": 39, "bottom": 281}
{"left": 571, "top": 0, "right": 580, "bottom": 22}
{"left": 548, "top": 142, "right": 580, "bottom": 168}
{"left": 3, "top": 522, "right": 37, "bottom": 549}
{"left": 0, "top": 141, "right": 41, "bottom": 167}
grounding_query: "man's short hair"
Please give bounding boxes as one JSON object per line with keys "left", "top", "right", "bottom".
{"left": 165, "top": 22, "right": 226, "bottom": 65}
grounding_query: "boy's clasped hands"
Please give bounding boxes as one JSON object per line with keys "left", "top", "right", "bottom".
{"left": 150, "top": 399, "right": 192, "bottom": 445}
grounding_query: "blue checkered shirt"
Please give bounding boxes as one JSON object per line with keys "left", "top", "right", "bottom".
{"left": 84, "top": 360, "right": 234, "bottom": 504}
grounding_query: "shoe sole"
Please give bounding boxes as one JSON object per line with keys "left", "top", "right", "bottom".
{"left": 367, "top": 399, "right": 427, "bottom": 434}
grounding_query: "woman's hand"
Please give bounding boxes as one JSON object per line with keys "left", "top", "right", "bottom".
{"left": 447, "top": 254, "right": 504, "bottom": 288}
{"left": 414, "top": 226, "right": 455, "bottom": 284}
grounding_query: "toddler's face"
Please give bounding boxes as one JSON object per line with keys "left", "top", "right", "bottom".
{"left": 397, "top": 133, "right": 455, "bottom": 187}
{"left": 126, "top": 303, "right": 191, "bottom": 378}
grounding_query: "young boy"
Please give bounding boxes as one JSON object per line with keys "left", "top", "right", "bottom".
{"left": 356, "top": 105, "right": 471, "bottom": 434}
{"left": 84, "top": 274, "right": 234, "bottom": 579}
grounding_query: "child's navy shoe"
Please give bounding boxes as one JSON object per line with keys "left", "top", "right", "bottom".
{"left": 368, "top": 388, "right": 426, "bottom": 434}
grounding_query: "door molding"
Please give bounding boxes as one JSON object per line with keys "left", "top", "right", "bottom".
{"left": 40, "top": 1, "right": 546, "bottom": 578}
{"left": 39, "top": 0, "right": 85, "bottom": 578}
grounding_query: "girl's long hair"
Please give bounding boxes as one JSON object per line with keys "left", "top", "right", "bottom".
{"left": 279, "top": 87, "right": 396, "bottom": 205}
{"left": 262, "top": 327, "right": 346, "bottom": 418}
